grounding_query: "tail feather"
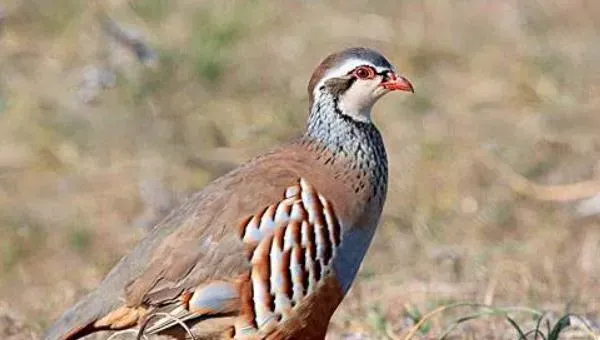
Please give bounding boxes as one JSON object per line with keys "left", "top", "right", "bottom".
{"left": 44, "top": 207, "right": 182, "bottom": 340}
{"left": 44, "top": 290, "right": 118, "bottom": 340}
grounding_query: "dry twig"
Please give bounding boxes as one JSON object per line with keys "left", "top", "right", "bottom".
{"left": 475, "top": 148, "right": 600, "bottom": 202}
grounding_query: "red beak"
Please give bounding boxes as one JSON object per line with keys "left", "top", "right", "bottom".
{"left": 381, "top": 73, "right": 414, "bottom": 93}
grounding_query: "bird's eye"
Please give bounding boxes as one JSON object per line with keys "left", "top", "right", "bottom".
{"left": 353, "top": 66, "right": 375, "bottom": 80}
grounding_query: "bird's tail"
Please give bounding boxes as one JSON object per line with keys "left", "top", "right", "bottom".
{"left": 44, "top": 290, "right": 119, "bottom": 340}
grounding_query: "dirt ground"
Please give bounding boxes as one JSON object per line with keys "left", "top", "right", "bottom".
{"left": 1, "top": 1, "right": 599, "bottom": 339}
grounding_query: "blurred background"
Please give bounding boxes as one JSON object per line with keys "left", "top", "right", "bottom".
{"left": 1, "top": 1, "right": 600, "bottom": 339}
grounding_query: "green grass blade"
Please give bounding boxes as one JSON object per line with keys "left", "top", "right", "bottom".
{"left": 506, "top": 316, "right": 529, "bottom": 340}
{"left": 547, "top": 314, "right": 571, "bottom": 340}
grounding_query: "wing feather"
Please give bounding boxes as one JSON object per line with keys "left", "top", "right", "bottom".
{"left": 143, "top": 178, "right": 344, "bottom": 337}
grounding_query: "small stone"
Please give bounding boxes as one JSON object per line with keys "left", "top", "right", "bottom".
{"left": 461, "top": 196, "right": 478, "bottom": 214}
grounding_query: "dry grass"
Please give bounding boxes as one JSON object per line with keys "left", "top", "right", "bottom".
{"left": 1, "top": 0, "right": 600, "bottom": 339}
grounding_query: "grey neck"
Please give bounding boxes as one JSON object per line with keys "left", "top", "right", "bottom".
{"left": 303, "top": 92, "right": 388, "bottom": 201}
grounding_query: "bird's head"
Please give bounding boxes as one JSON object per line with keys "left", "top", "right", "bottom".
{"left": 308, "top": 47, "right": 413, "bottom": 123}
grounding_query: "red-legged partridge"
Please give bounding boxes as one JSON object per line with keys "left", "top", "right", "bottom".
{"left": 45, "top": 47, "right": 414, "bottom": 340}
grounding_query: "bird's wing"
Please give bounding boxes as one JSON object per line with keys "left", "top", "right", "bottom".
{"left": 136, "top": 177, "right": 345, "bottom": 338}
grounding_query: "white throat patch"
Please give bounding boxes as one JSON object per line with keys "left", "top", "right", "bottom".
{"left": 338, "top": 81, "right": 380, "bottom": 122}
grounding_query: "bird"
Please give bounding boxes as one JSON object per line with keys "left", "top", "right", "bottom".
{"left": 45, "top": 47, "right": 414, "bottom": 340}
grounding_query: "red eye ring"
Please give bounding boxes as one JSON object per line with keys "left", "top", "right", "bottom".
{"left": 353, "top": 66, "right": 375, "bottom": 80}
